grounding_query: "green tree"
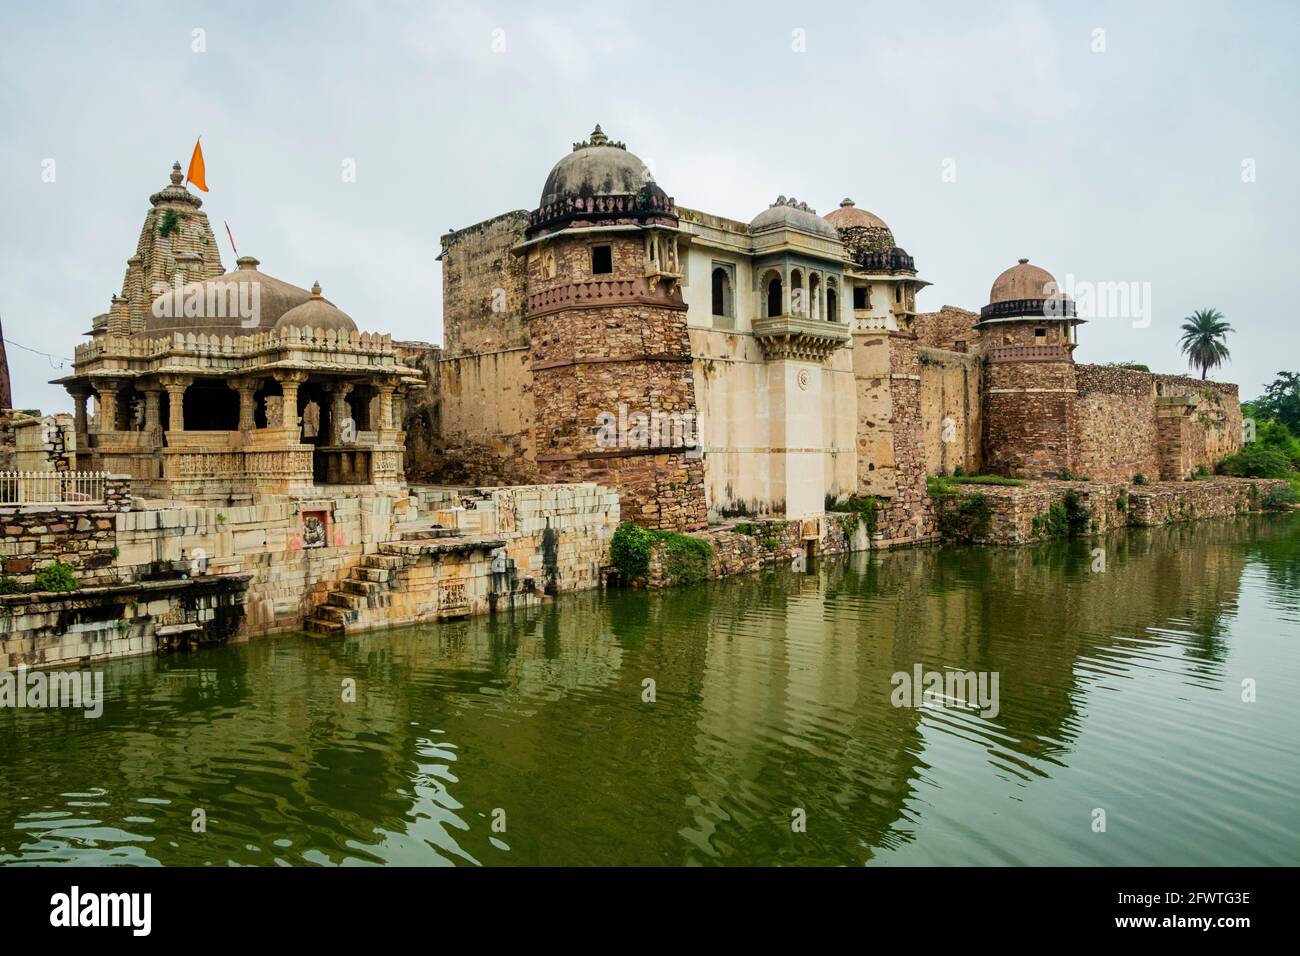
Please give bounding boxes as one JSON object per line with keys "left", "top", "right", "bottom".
{"left": 1253, "top": 371, "right": 1300, "bottom": 433}
{"left": 1178, "top": 308, "right": 1233, "bottom": 380}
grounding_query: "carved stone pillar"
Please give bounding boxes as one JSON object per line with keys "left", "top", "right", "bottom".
{"left": 376, "top": 383, "right": 395, "bottom": 431}
{"left": 275, "top": 371, "right": 308, "bottom": 434}
{"left": 142, "top": 388, "right": 163, "bottom": 441}
{"left": 158, "top": 375, "right": 191, "bottom": 433}
{"left": 329, "top": 382, "right": 354, "bottom": 444}
{"left": 93, "top": 380, "right": 120, "bottom": 433}
{"left": 235, "top": 379, "right": 258, "bottom": 432}
{"left": 70, "top": 389, "right": 90, "bottom": 435}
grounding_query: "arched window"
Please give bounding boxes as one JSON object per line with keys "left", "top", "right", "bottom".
{"left": 711, "top": 266, "right": 733, "bottom": 318}
{"left": 790, "top": 269, "right": 805, "bottom": 316}
{"left": 809, "top": 273, "right": 822, "bottom": 320}
{"left": 765, "top": 272, "right": 783, "bottom": 318}
{"left": 826, "top": 285, "right": 839, "bottom": 323}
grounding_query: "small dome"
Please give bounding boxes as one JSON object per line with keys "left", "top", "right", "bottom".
{"left": 749, "top": 196, "right": 839, "bottom": 240}
{"left": 539, "top": 125, "right": 656, "bottom": 207}
{"left": 824, "top": 197, "right": 889, "bottom": 231}
{"left": 989, "top": 258, "right": 1062, "bottom": 303}
{"left": 143, "top": 256, "right": 313, "bottom": 337}
{"left": 274, "top": 281, "right": 357, "bottom": 334}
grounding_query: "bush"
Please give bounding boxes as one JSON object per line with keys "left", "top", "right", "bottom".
{"left": 939, "top": 494, "right": 992, "bottom": 542}
{"left": 827, "top": 495, "right": 879, "bottom": 535}
{"left": 1192, "top": 464, "right": 1211, "bottom": 479}
{"left": 610, "top": 522, "right": 713, "bottom": 586}
{"left": 33, "top": 562, "right": 79, "bottom": 593}
{"left": 659, "top": 533, "right": 712, "bottom": 586}
{"left": 1263, "top": 484, "right": 1299, "bottom": 510}
{"left": 610, "top": 522, "right": 656, "bottom": 581}
{"left": 0, "top": 576, "right": 21, "bottom": 594}
{"left": 1217, "top": 444, "right": 1293, "bottom": 479}
{"left": 1133, "top": 473, "right": 1148, "bottom": 485}
{"left": 1063, "top": 489, "right": 1092, "bottom": 536}
{"left": 927, "top": 475, "right": 955, "bottom": 497}
{"left": 1116, "top": 488, "right": 1128, "bottom": 513}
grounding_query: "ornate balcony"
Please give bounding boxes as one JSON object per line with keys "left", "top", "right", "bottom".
{"left": 856, "top": 247, "right": 916, "bottom": 274}
{"left": 752, "top": 315, "right": 850, "bottom": 362}
{"left": 525, "top": 276, "right": 685, "bottom": 317}
{"left": 984, "top": 343, "right": 1075, "bottom": 364}
{"left": 979, "top": 298, "right": 1078, "bottom": 321}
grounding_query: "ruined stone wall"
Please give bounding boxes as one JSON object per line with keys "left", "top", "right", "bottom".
{"left": 915, "top": 305, "right": 979, "bottom": 352}
{"left": 919, "top": 347, "right": 981, "bottom": 476}
{"left": 876, "top": 332, "right": 937, "bottom": 543}
{"left": 439, "top": 211, "right": 531, "bottom": 357}
{"left": 0, "top": 507, "right": 120, "bottom": 587}
{"left": 1072, "top": 365, "right": 1162, "bottom": 481}
{"left": 983, "top": 359, "right": 1077, "bottom": 478}
{"left": 1068, "top": 366, "right": 1241, "bottom": 482}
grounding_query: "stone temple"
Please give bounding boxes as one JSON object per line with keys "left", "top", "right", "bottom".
{"left": 54, "top": 163, "right": 422, "bottom": 501}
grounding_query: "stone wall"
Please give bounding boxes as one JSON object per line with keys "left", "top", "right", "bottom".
{"left": 433, "top": 347, "right": 537, "bottom": 485}
{"left": 439, "top": 211, "right": 531, "bottom": 357}
{"left": 0, "top": 575, "right": 249, "bottom": 670}
{"left": 1072, "top": 365, "right": 1162, "bottom": 481}
{"left": 0, "top": 506, "right": 120, "bottom": 587}
{"left": 915, "top": 305, "right": 979, "bottom": 352}
{"left": 934, "top": 477, "right": 1284, "bottom": 545}
{"left": 918, "top": 346, "right": 981, "bottom": 477}
{"left": 983, "top": 358, "right": 1077, "bottom": 477}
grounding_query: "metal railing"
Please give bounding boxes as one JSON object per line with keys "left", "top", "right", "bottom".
{"left": 0, "top": 470, "right": 108, "bottom": 505}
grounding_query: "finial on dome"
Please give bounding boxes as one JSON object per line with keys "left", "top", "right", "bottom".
{"left": 840, "top": 198, "right": 855, "bottom": 208}
{"left": 311, "top": 281, "right": 322, "bottom": 298}
{"left": 1018, "top": 258, "right": 1029, "bottom": 264}
{"left": 170, "top": 162, "right": 183, "bottom": 186}
{"left": 236, "top": 255, "right": 260, "bottom": 270}
{"left": 572, "top": 124, "right": 626, "bottom": 151}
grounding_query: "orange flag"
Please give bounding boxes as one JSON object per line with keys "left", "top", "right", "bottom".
{"left": 186, "top": 138, "right": 208, "bottom": 192}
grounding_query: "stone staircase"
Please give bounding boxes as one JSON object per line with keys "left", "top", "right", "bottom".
{"left": 304, "top": 551, "right": 406, "bottom": 635}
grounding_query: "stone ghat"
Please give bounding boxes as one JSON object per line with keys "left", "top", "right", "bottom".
{"left": 933, "top": 477, "right": 1290, "bottom": 545}
{"left": 0, "top": 574, "right": 251, "bottom": 670}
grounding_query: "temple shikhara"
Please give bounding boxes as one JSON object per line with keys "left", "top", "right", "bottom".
{"left": 0, "top": 128, "right": 1274, "bottom": 672}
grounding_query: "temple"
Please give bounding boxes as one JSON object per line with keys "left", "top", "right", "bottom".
{"left": 53, "top": 163, "right": 423, "bottom": 502}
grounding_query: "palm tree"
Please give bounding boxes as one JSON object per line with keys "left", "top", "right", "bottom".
{"left": 1179, "top": 308, "right": 1233, "bottom": 379}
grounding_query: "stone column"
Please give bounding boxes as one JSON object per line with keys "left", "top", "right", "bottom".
{"left": 329, "top": 381, "right": 354, "bottom": 444}
{"left": 376, "top": 382, "right": 395, "bottom": 431}
{"left": 275, "top": 371, "right": 308, "bottom": 434}
{"left": 158, "top": 376, "right": 191, "bottom": 433}
{"left": 235, "top": 379, "right": 258, "bottom": 432}
{"left": 93, "top": 381, "right": 120, "bottom": 432}
{"left": 70, "top": 389, "right": 90, "bottom": 435}
{"left": 142, "top": 388, "right": 163, "bottom": 440}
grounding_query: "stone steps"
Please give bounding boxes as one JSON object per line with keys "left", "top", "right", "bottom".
{"left": 304, "top": 543, "right": 416, "bottom": 635}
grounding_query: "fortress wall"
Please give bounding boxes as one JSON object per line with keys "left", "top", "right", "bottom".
{"left": 919, "top": 347, "right": 981, "bottom": 476}
{"left": 914, "top": 306, "right": 979, "bottom": 352}
{"left": 439, "top": 211, "right": 531, "bottom": 357}
{"left": 432, "top": 347, "right": 537, "bottom": 486}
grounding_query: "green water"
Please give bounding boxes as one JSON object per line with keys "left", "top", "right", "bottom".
{"left": 2, "top": 515, "right": 1298, "bottom": 866}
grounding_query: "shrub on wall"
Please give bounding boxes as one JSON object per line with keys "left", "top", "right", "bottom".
{"left": 827, "top": 495, "right": 879, "bottom": 536}
{"left": 939, "top": 494, "right": 992, "bottom": 542}
{"left": 610, "top": 523, "right": 656, "bottom": 581}
{"left": 32, "top": 562, "right": 79, "bottom": 593}
{"left": 0, "top": 576, "right": 21, "bottom": 595}
{"left": 1063, "top": 490, "right": 1092, "bottom": 536}
{"left": 610, "top": 522, "right": 714, "bottom": 587}
{"left": 1263, "top": 484, "right": 1299, "bottom": 510}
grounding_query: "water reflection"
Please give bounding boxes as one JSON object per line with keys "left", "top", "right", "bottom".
{"left": 2, "top": 514, "right": 1297, "bottom": 866}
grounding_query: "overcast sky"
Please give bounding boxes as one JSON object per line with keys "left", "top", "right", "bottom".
{"left": 2, "top": 0, "right": 1296, "bottom": 412}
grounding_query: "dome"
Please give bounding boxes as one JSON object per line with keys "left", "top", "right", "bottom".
{"left": 144, "top": 256, "right": 313, "bottom": 337}
{"left": 539, "top": 125, "right": 656, "bottom": 207}
{"left": 274, "top": 281, "right": 357, "bottom": 334}
{"left": 824, "top": 197, "right": 889, "bottom": 231}
{"left": 989, "top": 258, "right": 1061, "bottom": 304}
{"left": 749, "top": 197, "right": 839, "bottom": 240}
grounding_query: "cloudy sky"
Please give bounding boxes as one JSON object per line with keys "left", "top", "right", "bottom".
{"left": 1, "top": 0, "right": 1296, "bottom": 412}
